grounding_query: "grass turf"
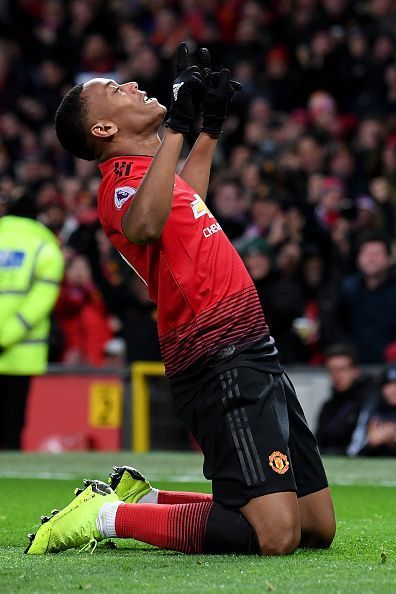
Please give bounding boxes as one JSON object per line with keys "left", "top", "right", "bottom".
{"left": 0, "top": 453, "right": 395, "bottom": 594}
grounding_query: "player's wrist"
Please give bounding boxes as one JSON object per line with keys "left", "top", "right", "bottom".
{"left": 165, "top": 118, "right": 192, "bottom": 134}
{"left": 201, "top": 114, "right": 225, "bottom": 137}
{"left": 163, "top": 126, "right": 184, "bottom": 136}
{"left": 198, "top": 130, "right": 221, "bottom": 141}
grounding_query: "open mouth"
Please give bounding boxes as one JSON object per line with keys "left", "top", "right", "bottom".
{"left": 142, "top": 92, "right": 157, "bottom": 104}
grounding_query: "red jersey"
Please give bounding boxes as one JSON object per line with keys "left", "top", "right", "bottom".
{"left": 98, "top": 156, "right": 268, "bottom": 376}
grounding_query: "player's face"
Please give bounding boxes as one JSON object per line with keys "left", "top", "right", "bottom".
{"left": 326, "top": 355, "right": 359, "bottom": 392}
{"left": 82, "top": 78, "right": 166, "bottom": 135}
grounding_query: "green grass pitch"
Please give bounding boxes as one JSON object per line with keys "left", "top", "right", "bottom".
{"left": 0, "top": 453, "right": 395, "bottom": 594}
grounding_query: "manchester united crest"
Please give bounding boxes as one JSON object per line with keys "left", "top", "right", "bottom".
{"left": 268, "top": 451, "right": 289, "bottom": 475}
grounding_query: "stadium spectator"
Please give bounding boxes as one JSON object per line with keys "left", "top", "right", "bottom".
{"left": 261, "top": 45, "right": 297, "bottom": 112}
{"left": 118, "top": 274, "right": 162, "bottom": 364}
{"left": 332, "top": 232, "right": 396, "bottom": 363}
{"left": 298, "top": 246, "right": 328, "bottom": 364}
{"left": 314, "top": 176, "right": 345, "bottom": 231}
{"left": 237, "top": 194, "right": 285, "bottom": 247}
{"left": 85, "top": 228, "right": 162, "bottom": 364}
{"left": 76, "top": 33, "right": 116, "bottom": 83}
{"left": 55, "top": 253, "right": 112, "bottom": 366}
{"left": 316, "top": 344, "right": 376, "bottom": 455}
{"left": 0, "top": 189, "right": 64, "bottom": 449}
{"left": 240, "top": 237, "right": 306, "bottom": 363}
{"left": 347, "top": 363, "right": 396, "bottom": 456}
{"left": 210, "top": 178, "right": 247, "bottom": 241}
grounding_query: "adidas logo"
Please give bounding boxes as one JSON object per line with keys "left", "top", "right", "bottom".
{"left": 173, "top": 82, "right": 184, "bottom": 100}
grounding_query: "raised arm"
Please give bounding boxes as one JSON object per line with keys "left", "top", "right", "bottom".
{"left": 122, "top": 130, "right": 183, "bottom": 244}
{"left": 122, "top": 44, "right": 204, "bottom": 244}
{"left": 179, "top": 132, "right": 218, "bottom": 200}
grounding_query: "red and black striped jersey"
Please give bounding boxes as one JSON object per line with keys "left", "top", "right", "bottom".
{"left": 97, "top": 155, "right": 269, "bottom": 376}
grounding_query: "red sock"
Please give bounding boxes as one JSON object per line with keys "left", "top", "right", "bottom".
{"left": 157, "top": 490, "right": 213, "bottom": 504}
{"left": 114, "top": 501, "right": 261, "bottom": 554}
{"left": 115, "top": 502, "right": 212, "bottom": 553}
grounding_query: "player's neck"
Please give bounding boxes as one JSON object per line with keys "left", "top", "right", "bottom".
{"left": 101, "top": 134, "right": 161, "bottom": 160}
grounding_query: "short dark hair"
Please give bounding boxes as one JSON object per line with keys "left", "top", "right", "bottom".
{"left": 356, "top": 231, "right": 392, "bottom": 255}
{"left": 325, "top": 343, "right": 359, "bottom": 366}
{"left": 54, "top": 84, "right": 97, "bottom": 161}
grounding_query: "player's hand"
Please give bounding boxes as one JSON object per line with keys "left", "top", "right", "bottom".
{"left": 198, "top": 47, "right": 242, "bottom": 137}
{"left": 165, "top": 42, "right": 205, "bottom": 134}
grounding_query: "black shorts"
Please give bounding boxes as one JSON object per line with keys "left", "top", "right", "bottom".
{"left": 170, "top": 339, "right": 328, "bottom": 509}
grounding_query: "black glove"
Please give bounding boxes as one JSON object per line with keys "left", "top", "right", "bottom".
{"left": 198, "top": 47, "right": 242, "bottom": 137}
{"left": 165, "top": 42, "right": 204, "bottom": 134}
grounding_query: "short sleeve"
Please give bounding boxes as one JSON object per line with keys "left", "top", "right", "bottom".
{"left": 99, "top": 175, "right": 142, "bottom": 238}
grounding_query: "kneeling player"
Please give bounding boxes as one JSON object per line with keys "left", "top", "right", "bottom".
{"left": 26, "top": 44, "right": 335, "bottom": 556}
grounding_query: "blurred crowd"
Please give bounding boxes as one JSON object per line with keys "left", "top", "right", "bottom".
{"left": 2, "top": 0, "right": 396, "bottom": 370}
{"left": 318, "top": 344, "right": 396, "bottom": 456}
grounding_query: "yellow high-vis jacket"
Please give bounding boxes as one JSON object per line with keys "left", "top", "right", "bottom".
{"left": 0, "top": 216, "right": 64, "bottom": 375}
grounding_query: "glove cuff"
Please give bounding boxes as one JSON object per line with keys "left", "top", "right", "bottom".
{"left": 201, "top": 115, "right": 225, "bottom": 136}
{"left": 165, "top": 118, "right": 191, "bottom": 134}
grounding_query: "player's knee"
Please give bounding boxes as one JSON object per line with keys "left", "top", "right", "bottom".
{"left": 303, "top": 519, "right": 336, "bottom": 549}
{"left": 257, "top": 524, "right": 301, "bottom": 556}
{"left": 259, "top": 531, "right": 300, "bottom": 556}
{"left": 315, "top": 519, "right": 336, "bottom": 549}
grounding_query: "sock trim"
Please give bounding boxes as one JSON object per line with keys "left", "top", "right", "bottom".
{"left": 97, "top": 501, "right": 122, "bottom": 538}
{"left": 139, "top": 488, "right": 159, "bottom": 504}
